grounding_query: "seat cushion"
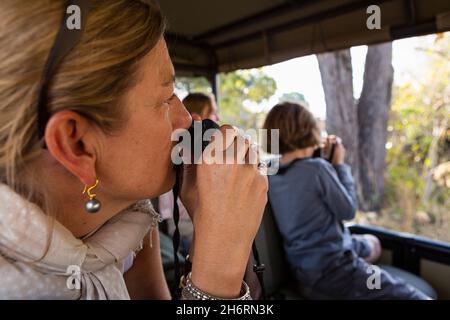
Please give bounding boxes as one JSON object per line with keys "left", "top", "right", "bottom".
{"left": 379, "top": 264, "right": 437, "bottom": 299}
{"left": 297, "top": 264, "right": 438, "bottom": 300}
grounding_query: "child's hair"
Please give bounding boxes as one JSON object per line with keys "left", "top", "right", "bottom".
{"left": 182, "top": 93, "right": 214, "bottom": 117}
{"left": 263, "top": 102, "right": 321, "bottom": 154}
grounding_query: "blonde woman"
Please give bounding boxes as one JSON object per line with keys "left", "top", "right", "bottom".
{"left": 0, "top": 0, "right": 267, "bottom": 300}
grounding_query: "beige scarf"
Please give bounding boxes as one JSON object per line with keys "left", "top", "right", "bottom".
{"left": 0, "top": 183, "right": 161, "bottom": 300}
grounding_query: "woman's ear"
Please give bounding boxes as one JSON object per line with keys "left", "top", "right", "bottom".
{"left": 44, "top": 110, "right": 98, "bottom": 186}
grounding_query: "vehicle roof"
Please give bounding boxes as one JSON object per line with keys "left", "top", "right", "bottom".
{"left": 161, "top": 0, "right": 450, "bottom": 76}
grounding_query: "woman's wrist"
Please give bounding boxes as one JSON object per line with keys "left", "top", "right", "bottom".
{"left": 190, "top": 237, "right": 250, "bottom": 298}
{"left": 182, "top": 272, "right": 251, "bottom": 300}
{"left": 191, "top": 262, "right": 246, "bottom": 298}
{"left": 189, "top": 207, "right": 255, "bottom": 298}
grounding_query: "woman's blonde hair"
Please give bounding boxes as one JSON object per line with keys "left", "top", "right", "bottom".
{"left": 0, "top": 0, "right": 165, "bottom": 213}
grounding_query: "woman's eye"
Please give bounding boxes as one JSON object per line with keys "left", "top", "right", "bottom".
{"left": 163, "top": 94, "right": 176, "bottom": 106}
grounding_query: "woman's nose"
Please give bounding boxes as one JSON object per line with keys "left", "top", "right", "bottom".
{"left": 172, "top": 97, "right": 192, "bottom": 129}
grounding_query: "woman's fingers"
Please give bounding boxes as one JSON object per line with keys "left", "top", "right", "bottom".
{"left": 247, "top": 142, "right": 260, "bottom": 168}
{"left": 206, "top": 126, "right": 263, "bottom": 167}
{"left": 209, "top": 125, "right": 239, "bottom": 152}
{"left": 231, "top": 134, "right": 250, "bottom": 164}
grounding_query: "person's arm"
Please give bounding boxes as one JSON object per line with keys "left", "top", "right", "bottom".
{"left": 318, "top": 136, "right": 358, "bottom": 221}
{"left": 124, "top": 228, "right": 171, "bottom": 300}
{"left": 334, "top": 163, "right": 357, "bottom": 205}
{"left": 318, "top": 161, "right": 357, "bottom": 221}
{"left": 180, "top": 125, "right": 267, "bottom": 299}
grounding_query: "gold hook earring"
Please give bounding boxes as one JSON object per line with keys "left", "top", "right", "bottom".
{"left": 82, "top": 178, "right": 101, "bottom": 214}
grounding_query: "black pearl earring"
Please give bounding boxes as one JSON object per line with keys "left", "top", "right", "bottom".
{"left": 82, "top": 178, "right": 101, "bottom": 214}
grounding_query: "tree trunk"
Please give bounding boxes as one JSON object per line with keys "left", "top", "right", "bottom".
{"left": 357, "top": 43, "right": 393, "bottom": 211}
{"left": 317, "top": 43, "right": 393, "bottom": 211}
{"left": 317, "top": 49, "right": 359, "bottom": 176}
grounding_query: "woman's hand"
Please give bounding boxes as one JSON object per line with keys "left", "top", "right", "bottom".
{"left": 180, "top": 124, "right": 268, "bottom": 298}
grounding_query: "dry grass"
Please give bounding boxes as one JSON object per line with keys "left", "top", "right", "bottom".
{"left": 354, "top": 201, "right": 450, "bottom": 243}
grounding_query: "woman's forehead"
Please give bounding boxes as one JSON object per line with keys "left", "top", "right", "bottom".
{"left": 136, "top": 39, "right": 175, "bottom": 89}
{"left": 141, "top": 38, "right": 174, "bottom": 87}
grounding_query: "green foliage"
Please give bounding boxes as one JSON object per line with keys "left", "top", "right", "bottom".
{"left": 279, "top": 92, "right": 307, "bottom": 105}
{"left": 219, "top": 69, "right": 277, "bottom": 128}
{"left": 175, "top": 77, "right": 211, "bottom": 95}
{"left": 381, "top": 34, "right": 450, "bottom": 241}
{"left": 176, "top": 69, "right": 276, "bottom": 129}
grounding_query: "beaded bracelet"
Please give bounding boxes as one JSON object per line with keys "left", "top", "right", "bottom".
{"left": 180, "top": 272, "right": 252, "bottom": 300}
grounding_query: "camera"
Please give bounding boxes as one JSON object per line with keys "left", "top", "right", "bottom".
{"left": 313, "top": 136, "right": 342, "bottom": 163}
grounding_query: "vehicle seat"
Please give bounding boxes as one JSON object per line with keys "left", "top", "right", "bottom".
{"left": 255, "top": 204, "right": 437, "bottom": 300}
{"left": 254, "top": 204, "right": 303, "bottom": 299}
{"left": 379, "top": 264, "right": 437, "bottom": 299}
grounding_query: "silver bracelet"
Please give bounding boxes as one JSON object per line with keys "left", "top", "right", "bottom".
{"left": 181, "top": 272, "right": 252, "bottom": 300}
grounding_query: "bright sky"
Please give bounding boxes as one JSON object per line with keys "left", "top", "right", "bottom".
{"left": 253, "top": 33, "right": 439, "bottom": 119}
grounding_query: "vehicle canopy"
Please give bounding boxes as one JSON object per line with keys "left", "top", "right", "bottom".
{"left": 161, "top": 0, "right": 450, "bottom": 78}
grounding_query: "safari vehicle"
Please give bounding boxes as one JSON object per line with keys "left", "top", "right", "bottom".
{"left": 160, "top": 0, "right": 450, "bottom": 299}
